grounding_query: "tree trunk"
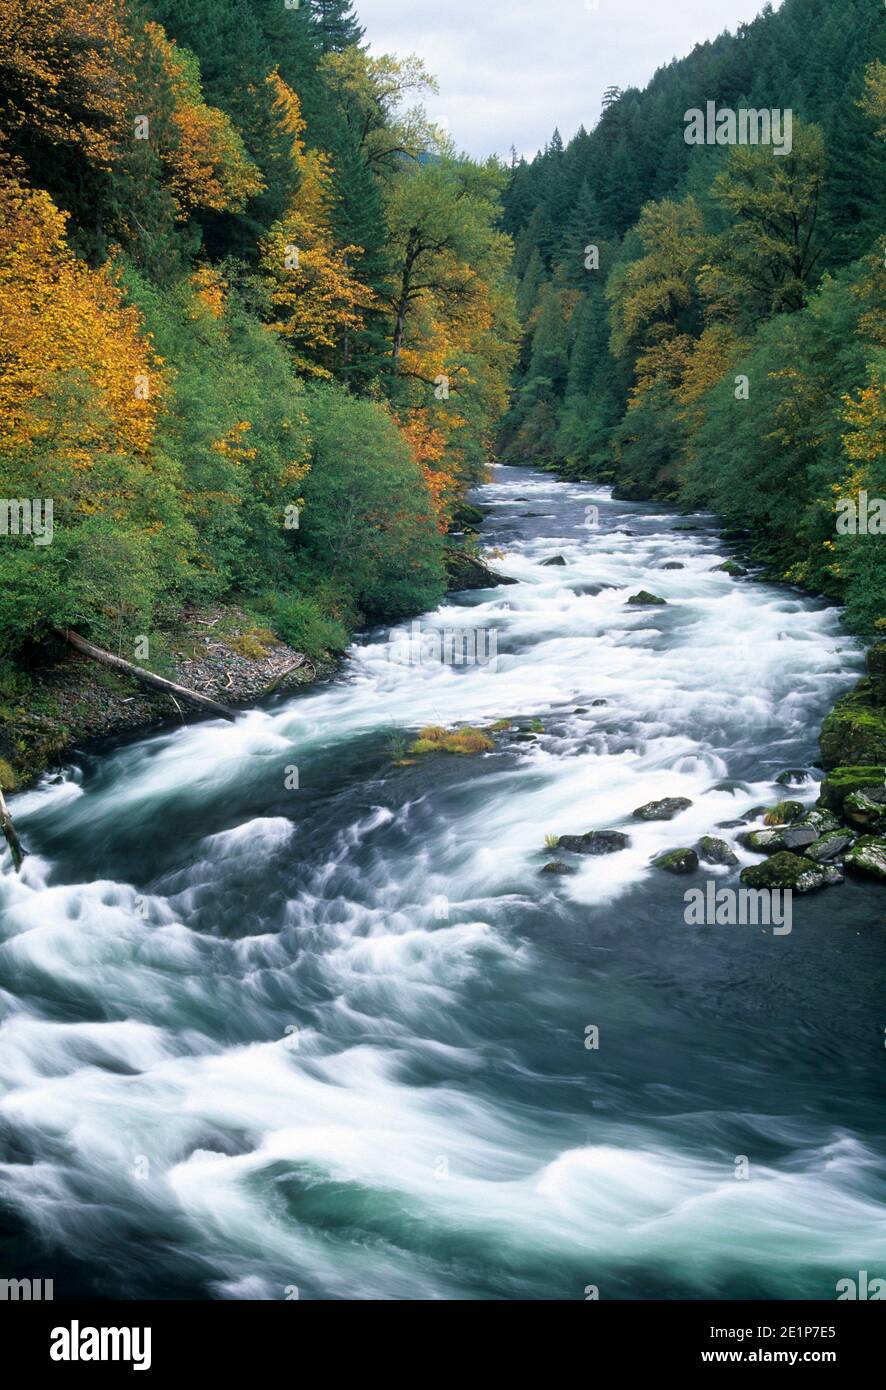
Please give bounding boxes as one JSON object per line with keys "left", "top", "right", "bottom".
{"left": 0, "top": 788, "right": 24, "bottom": 872}
{"left": 56, "top": 629, "right": 237, "bottom": 722}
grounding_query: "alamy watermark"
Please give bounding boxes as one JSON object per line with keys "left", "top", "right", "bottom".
{"left": 684, "top": 104, "right": 793, "bottom": 155}
{"left": 387, "top": 620, "right": 498, "bottom": 670}
{"left": 835, "top": 492, "right": 886, "bottom": 534}
{"left": 0, "top": 1276, "right": 53, "bottom": 1300}
{"left": 0, "top": 498, "right": 53, "bottom": 545}
{"left": 684, "top": 882, "right": 792, "bottom": 935}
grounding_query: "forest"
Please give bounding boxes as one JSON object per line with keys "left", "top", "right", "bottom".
{"left": 500, "top": 0, "right": 885, "bottom": 635}
{"left": 0, "top": 0, "right": 518, "bottom": 688}
{"left": 0, "top": 0, "right": 883, "bottom": 721}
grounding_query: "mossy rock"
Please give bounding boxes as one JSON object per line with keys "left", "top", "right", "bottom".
{"left": 844, "top": 836, "right": 886, "bottom": 882}
{"left": 652, "top": 847, "right": 698, "bottom": 874}
{"left": 444, "top": 547, "right": 517, "bottom": 592}
{"left": 819, "top": 680, "right": 886, "bottom": 770}
{"left": 540, "top": 861, "right": 576, "bottom": 876}
{"left": 738, "top": 826, "right": 818, "bottom": 854}
{"left": 449, "top": 501, "right": 486, "bottom": 531}
{"left": 626, "top": 591, "right": 667, "bottom": 606}
{"left": 713, "top": 560, "right": 748, "bottom": 577}
{"left": 842, "top": 789, "right": 886, "bottom": 833}
{"left": 865, "top": 642, "right": 886, "bottom": 704}
{"left": 696, "top": 836, "right": 739, "bottom": 866}
{"left": 776, "top": 769, "right": 812, "bottom": 786}
{"left": 556, "top": 830, "right": 631, "bottom": 855}
{"left": 740, "top": 852, "right": 841, "bottom": 893}
{"left": 817, "top": 766, "right": 886, "bottom": 814}
{"left": 797, "top": 807, "right": 841, "bottom": 834}
{"left": 805, "top": 831, "right": 855, "bottom": 864}
{"left": 633, "top": 796, "right": 693, "bottom": 820}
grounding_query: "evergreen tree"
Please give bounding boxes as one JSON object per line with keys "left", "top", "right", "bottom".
{"left": 309, "top": 0, "right": 364, "bottom": 53}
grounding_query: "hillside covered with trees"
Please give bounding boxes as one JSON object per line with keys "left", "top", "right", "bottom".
{"left": 500, "top": 0, "right": 885, "bottom": 635}
{"left": 0, "top": 0, "right": 518, "bottom": 684}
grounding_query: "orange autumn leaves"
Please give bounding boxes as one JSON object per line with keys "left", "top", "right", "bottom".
{"left": 0, "top": 0, "right": 136, "bottom": 168}
{"left": 0, "top": 175, "right": 158, "bottom": 466}
{"left": 0, "top": 2, "right": 262, "bottom": 217}
{"left": 260, "top": 72, "right": 370, "bottom": 376}
{"left": 144, "top": 24, "right": 262, "bottom": 217}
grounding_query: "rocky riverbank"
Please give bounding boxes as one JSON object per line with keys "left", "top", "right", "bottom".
{"left": 0, "top": 607, "right": 333, "bottom": 792}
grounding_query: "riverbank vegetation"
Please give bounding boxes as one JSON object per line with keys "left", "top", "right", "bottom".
{"left": 499, "top": 0, "right": 885, "bottom": 637}
{"left": 0, "top": 0, "right": 518, "bottom": 744}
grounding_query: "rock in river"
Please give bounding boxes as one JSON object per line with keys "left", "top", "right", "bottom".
{"left": 626, "top": 591, "right": 667, "bottom": 606}
{"left": 844, "top": 836, "right": 886, "bottom": 881}
{"left": 633, "top": 796, "right": 693, "bottom": 820}
{"left": 653, "top": 847, "right": 699, "bottom": 874}
{"left": 556, "top": 830, "right": 631, "bottom": 854}
{"left": 740, "top": 852, "right": 842, "bottom": 893}
{"left": 696, "top": 836, "right": 739, "bottom": 866}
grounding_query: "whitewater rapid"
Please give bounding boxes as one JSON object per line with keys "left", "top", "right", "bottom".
{"left": 1, "top": 468, "right": 883, "bottom": 1300}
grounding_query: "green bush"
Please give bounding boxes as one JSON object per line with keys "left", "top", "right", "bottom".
{"left": 297, "top": 382, "right": 446, "bottom": 622}
{"left": 269, "top": 594, "right": 349, "bottom": 660}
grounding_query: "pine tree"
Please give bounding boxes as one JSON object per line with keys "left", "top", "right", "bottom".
{"left": 309, "top": 0, "right": 364, "bottom": 54}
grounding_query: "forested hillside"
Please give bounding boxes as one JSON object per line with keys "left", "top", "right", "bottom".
{"left": 501, "top": 0, "right": 885, "bottom": 634}
{"left": 0, "top": 0, "right": 517, "bottom": 677}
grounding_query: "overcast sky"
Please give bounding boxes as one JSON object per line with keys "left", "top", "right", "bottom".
{"left": 356, "top": 0, "right": 784, "bottom": 160}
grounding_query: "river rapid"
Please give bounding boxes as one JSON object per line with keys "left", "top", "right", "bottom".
{"left": 2, "top": 465, "right": 884, "bottom": 1301}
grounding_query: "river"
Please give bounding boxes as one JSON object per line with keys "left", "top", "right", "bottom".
{"left": 2, "top": 465, "right": 884, "bottom": 1301}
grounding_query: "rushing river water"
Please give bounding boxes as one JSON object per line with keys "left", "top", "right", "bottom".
{"left": 2, "top": 465, "right": 885, "bottom": 1301}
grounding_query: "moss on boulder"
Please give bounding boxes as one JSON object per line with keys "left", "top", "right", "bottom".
{"left": 740, "top": 852, "right": 842, "bottom": 893}
{"left": 819, "top": 679, "right": 886, "bottom": 770}
{"left": 844, "top": 836, "right": 886, "bottom": 881}
{"left": 817, "top": 766, "right": 886, "bottom": 814}
{"left": 652, "top": 847, "right": 699, "bottom": 874}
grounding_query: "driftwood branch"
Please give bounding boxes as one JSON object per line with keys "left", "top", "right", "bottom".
{"left": 0, "top": 788, "right": 24, "bottom": 871}
{"left": 56, "top": 628, "right": 237, "bottom": 722}
{"left": 266, "top": 655, "right": 312, "bottom": 692}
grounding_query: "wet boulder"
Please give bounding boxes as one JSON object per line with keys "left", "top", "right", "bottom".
{"left": 844, "top": 836, "right": 886, "bottom": 882}
{"left": 696, "top": 836, "right": 739, "bottom": 867}
{"left": 797, "top": 807, "right": 842, "bottom": 835}
{"left": 713, "top": 560, "right": 748, "bottom": 577}
{"left": 740, "top": 852, "right": 842, "bottom": 893}
{"left": 652, "top": 847, "right": 699, "bottom": 874}
{"left": 541, "top": 554, "right": 567, "bottom": 566}
{"left": 842, "top": 789, "right": 886, "bottom": 833}
{"left": 819, "top": 685, "right": 886, "bottom": 769}
{"left": 633, "top": 796, "right": 693, "bottom": 821}
{"left": 817, "top": 766, "right": 886, "bottom": 814}
{"left": 626, "top": 591, "right": 667, "bottom": 606}
{"left": 444, "top": 548, "right": 518, "bottom": 591}
{"left": 776, "top": 768, "right": 813, "bottom": 786}
{"left": 805, "top": 832, "right": 855, "bottom": 864}
{"left": 556, "top": 830, "right": 631, "bottom": 854}
{"left": 540, "top": 861, "right": 576, "bottom": 876}
{"left": 738, "top": 826, "right": 819, "bottom": 854}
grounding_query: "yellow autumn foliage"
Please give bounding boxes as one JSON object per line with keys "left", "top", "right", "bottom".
{"left": 0, "top": 173, "right": 159, "bottom": 462}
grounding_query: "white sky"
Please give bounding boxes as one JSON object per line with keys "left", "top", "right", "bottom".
{"left": 356, "top": 0, "right": 784, "bottom": 159}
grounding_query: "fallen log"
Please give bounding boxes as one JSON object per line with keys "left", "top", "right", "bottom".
{"left": 0, "top": 788, "right": 24, "bottom": 871}
{"left": 55, "top": 628, "right": 237, "bottom": 722}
